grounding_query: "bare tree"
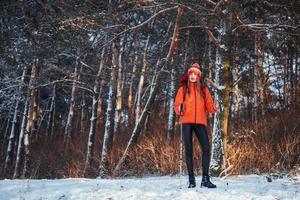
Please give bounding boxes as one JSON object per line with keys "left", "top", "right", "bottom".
{"left": 3, "top": 66, "right": 27, "bottom": 175}
{"left": 99, "top": 40, "right": 119, "bottom": 177}
{"left": 83, "top": 46, "right": 106, "bottom": 176}
{"left": 135, "top": 30, "right": 151, "bottom": 125}
{"left": 166, "top": 60, "right": 176, "bottom": 140}
{"left": 23, "top": 60, "right": 40, "bottom": 178}
{"left": 13, "top": 99, "right": 29, "bottom": 179}
{"left": 210, "top": 39, "right": 224, "bottom": 176}
{"left": 127, "top": 42, "right": 138, "bottom": 123}
{"left": 114, "top": 36, "right": 125, "bottom": 133}
{"left": 46, "top": 83, "right": 56, "bottom": 140}
{"left": 64, "top": 59, "right": 80, "bottom": 145}
{"left": 114, "top": 6, "right": 185, "bottom": 175}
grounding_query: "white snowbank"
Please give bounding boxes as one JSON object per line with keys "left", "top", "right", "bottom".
{"left": 0, "top": 175, "right": 299, "bottom": 200}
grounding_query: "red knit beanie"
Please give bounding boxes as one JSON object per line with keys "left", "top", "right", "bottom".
{"left": 188, "top": 63, "right": 201, "bottom": 78}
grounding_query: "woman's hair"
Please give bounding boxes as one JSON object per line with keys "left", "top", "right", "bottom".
{"left": 180, "top": 73, "right": 207, "bottom": 99}
{"left": 195, "top": 77, "right": 207, "bottom": 99}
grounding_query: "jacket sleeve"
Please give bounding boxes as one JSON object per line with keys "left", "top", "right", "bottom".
{"left": 203, "top": 87, "right": 217, "bottom": 113}
{"left": 174, "top": 86, "right": 184, "bottom": 116}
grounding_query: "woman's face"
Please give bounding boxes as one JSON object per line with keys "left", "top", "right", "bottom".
{"left": 188, "top": 72, "right": 198, "bottom": 83}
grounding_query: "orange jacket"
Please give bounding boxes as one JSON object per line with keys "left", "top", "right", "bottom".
{"left": 174, "top": 82, "right": 217, "bottom": 126}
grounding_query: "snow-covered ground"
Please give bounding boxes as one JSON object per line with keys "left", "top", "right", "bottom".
{"left": 0, "top": 175, "right": 299, "bottom": 200}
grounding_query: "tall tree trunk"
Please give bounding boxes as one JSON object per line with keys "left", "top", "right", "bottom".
{"left": 64, "top": 60, "right": 80, "bottom": 145}
{"left": 96, "top": 79, "right": 105, "bottom": 134}
{"left": 127, "top": 46, "right": 138, "bottom": 121}
{"left": 32, "top": 80, "right": 40, "bottom": 142}
{"left": 114, "top": 63, "right": 161, "bottom": 174}
{"left": 113, "top": 6, "right": 185, "bottom": 175}
{"left": 99, "top": 40, "right": 119, "bottom": 177}
{"left": 1, "top": 109, "right": 11, "bottom": 175}
{"left": 167, "top": 20, "right": 182, "bottom": 140}
{"left": 167, "top": 59, "right": 176, "bottom": 140}
{"left": 83, "top": 46, "right": 106, "bottom": 176}
{"left": 1, "top": 112, "right": 11, "bottom": 152}
{"left": 23, "top": 60, "right": 39, "bottom": 178}
{"left": 13, "top": 99, "right": 29, "bottom": 179}
{"left": 254, "top": 29, "right": 265, "bottom": 116}
{"left": 114, "top": 37, "right": 125, "bottom": 133}
{"left": 207, "top": 42, "right": 214, "bottom": 127}
{"left": 183, "top": 29, "right": 190, "bottom": 67}
{"left": 135, "top": 34, "right": 151, "bottom": 125}
{"left": 210, "top": 38, "right": 223, "bottom": 176}
{"left": 80, "top": 92, "right": 88, "bottom": 136}
{"left": 3, "top": 66, "right": 27, "bottom": 175}
{"left": 289, "top": 50, "right": 294, "bottom": 109}
{"left": 294, "top": 55, "right": 299, "bottom": 108}
{"left": 249, "top": 56, "right": 255, "bottom": 122}
{"left": 233, "top": 61, "right": 240, "bottom": 125}
{"left": 46, "top": 83, "right": 56, "bottom": 140}
{"left": 220, "top": 4, "right": 233, "bottom": 171}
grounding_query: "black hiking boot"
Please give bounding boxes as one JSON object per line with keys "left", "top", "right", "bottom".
{"left": 188, "top": 180, "right": 196, "bottom": 188}
{"left": 201, "top": 175, "right": 216, "bottom": 188}
{"left": 188, "top": 175, "right": 196, "bottom": 188}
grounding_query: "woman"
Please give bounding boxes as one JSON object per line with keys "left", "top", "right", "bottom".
{"left": 174, "top": 63, "right": 219, "bottom": 188}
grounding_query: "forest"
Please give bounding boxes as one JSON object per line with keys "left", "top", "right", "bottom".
{"left": 0, "top": 0, "right": 299, "bottom": 180}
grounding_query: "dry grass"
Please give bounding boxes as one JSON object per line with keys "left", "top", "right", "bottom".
{"left": 227, "top": 110, "right": 300, "bottom": 175}
{"left": 21, "top": 108, "right": 300, "bottom": 179}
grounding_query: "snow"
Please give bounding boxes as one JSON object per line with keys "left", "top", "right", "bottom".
{"left": 0, "top": 175, "right": 299, "bottom": 200}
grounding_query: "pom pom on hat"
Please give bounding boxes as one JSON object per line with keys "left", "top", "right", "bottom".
{"left": 192, "top": 63, "right": 200, "bottom": 69}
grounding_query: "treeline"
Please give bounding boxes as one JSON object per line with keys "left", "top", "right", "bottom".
{"left": 0, "top": 0, "right": 299, "bottom": 179}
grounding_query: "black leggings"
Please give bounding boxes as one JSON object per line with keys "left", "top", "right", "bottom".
{"left": 182, "top": 124, "right": 210, "bottom": 181}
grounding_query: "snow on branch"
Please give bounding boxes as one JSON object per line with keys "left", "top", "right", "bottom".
{"left": 101, "top": 6, "right": 179, "bottom": 48}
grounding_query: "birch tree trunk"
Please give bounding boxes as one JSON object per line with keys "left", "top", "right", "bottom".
{"left": 83, "top": 46, "right": 106, "bottom": 176}
{"left": 254, "top": 29, "right": 265, "bottom": 117}
{"left": 294, "top": 56, "right": 298, "bottom": 108}
{"left": 80, "top": 92, "right": 87, "bottom": 136}
{"left": 13, "top": 98, "right": 29, "bottom": 179}
{"left": 64, "top": 59, "right": 80, "bottom": 145}
{"left": 127, "top": 44, "right": 138, "bottom": 125}
{"left": 167, "top": 60, "right": 176, "bottom": 140}
{"left": 135, "top": 33, "right": 151, "bottom": 125}
{"left": 46, "top": 83, "right": 56, "bottom": 140}
{"left": 210, "top": 43, "right": 224, "bottom": 176}
{"left": 99, "top": 41, "right": 119, "bottom": 177}
{"left": 233, "top": 64, "right": 240, "bottom": 122}
{"left": 96, "top": 79, "right": 105, "bottom": 134}
{"left": 184, "top": 29, "right": 190, "bottom": 67}
{"left": 23, "top": 60, "right": 40, "bottom": 178}
{"left": 3, "top": 66, "right": 27, "bottom": 174}
{"left": 14, "top": 62, "right": 37, "bottom": 178}
{"left": 1, "top": 112, "right": 11, "bottom": 151}
{"left": 167, "top": 19, "right": 182, "bottom": 140}
{"left": 114, "top": 37, "right": 125, "bottom": 133}
{"left": 32, "top": 74, "right": 40, "bottom": 142}
{"left": 288, "top": 50, "right": 294, "bottom": 109}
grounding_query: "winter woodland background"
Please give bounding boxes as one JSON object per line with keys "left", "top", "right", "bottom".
{"left": 0, "top": 0, "right": 299, "bottom": 180}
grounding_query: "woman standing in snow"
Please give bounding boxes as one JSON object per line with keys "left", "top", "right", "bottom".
{"left": 174, "top": 63, "right": 219, "bottom": 188}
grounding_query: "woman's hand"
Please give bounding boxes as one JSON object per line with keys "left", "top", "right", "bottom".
{"left": 178, "top": 104, "right": 184, "bottom": 115}
{"left": 214, "top": 100, "right": 219, "bottom": 112}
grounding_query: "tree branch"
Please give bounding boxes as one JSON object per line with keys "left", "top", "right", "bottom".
{"left": 100, "top": 6, "right": 179, "bottom": 48}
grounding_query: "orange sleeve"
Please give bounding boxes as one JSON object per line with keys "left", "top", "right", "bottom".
{"left": 174, "top": 86, "right": 184, "bottom": 116}
{"left": 203, "top": 87, "right": 217, "bottom": 113}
